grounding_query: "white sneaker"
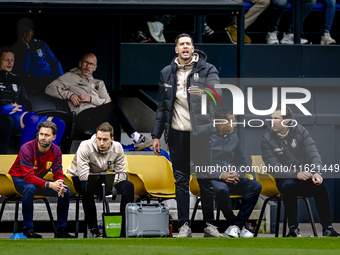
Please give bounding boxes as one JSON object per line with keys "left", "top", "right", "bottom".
{"left": 204, "top": 223, "right": 223, "bottom": 238}
{"left": 280, "top": 33, "right": 308, "bottom": 44}
{"left": 177, "top": 222, "right": 192, "bottom": 238}
{"left": 266, "top": 31, "right": 279, "bottom": 44}
{"left": 134, "top": 134, "right": 153, "bottom": 151}
{"left": 203, "top": 23, "right": 214, "bottom": 36}
{"left": 240, "top": 227, "right": 254, "bottom": 238}
{"left": 147, "top": 21, "right": 166, "bottom": 43}
{"left": 225, "top": 225, "right": 240, "bottom": 238}
{"left": 321, "top": 32, "right": 336, "bottom": 45}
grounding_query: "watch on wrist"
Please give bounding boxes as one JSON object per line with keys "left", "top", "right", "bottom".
{"left": 45, "top": 181, "right": 50, "bottom": 189}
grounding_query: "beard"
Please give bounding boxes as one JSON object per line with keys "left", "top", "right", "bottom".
{"left": 38, "top": 139, "right": 52, "bottom": 148}
{"left": 180, "top": 51, "right": 194, "bottom": 62}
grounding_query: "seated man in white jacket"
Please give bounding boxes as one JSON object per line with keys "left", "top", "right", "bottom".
{"left": 45, "top": 53, "right": 152, "bottom": 150}
{"left": 66, "top": 122, "right": 134, "bottom": 237}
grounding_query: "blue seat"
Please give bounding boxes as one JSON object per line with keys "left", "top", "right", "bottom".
{"left": 243, "top": 1, "right": 253, "bottom": 9}
{"left": 243, "top": 1, "right": 340, "bottom": 11}
{"left": 312, "top": 2, "right": 340, "bottom": 11}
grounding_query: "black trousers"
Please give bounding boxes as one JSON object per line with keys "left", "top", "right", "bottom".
{"left": 168, "top": 128, "right": 215, "bottom": 227}
{"left": 76, "top": 102, "right": 135, "bottom": 142}
{"left": 72, "top": 177, "right": 134, "bottom": 230}
{"left": 276, "top": 178, "right": 332, "bottom": 229}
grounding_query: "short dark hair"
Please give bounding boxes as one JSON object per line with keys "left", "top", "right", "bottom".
{"left": 214, "top": 108, "right": 233, "bottom": 121}
{"left": 275, "top": 105, "right": 293, "bottom": 119}
{"left": 17, "top": 17, "right": 35, "bottom": 34}
{"left": 38, "top": 121, "right": 57, "bottom": 135}
{"left": 96, "top": 122, "right": 114, "bottom": 137}
{"left": 0, "top": 47, "right": 14, "bottom": 59}
{"left": 175, "top": 33, "right": 194, "bottom": 45}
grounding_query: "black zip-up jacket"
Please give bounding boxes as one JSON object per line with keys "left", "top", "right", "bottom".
{"left": 151, "top": 49, "right": 221, "bottom": 143}
{"left": 211, "top": 130, "right": 246, "bottom": 179}
{"left": 261, "top": 124, "right": 323, "bottom": 179}
{"left": 0, "top": 70, "right": 31, "bottom": 113}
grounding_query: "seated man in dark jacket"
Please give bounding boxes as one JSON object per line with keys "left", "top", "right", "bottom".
{"left": 261, "top": 105, "right": 339, "bottom": 237}
{"left": 211, "top": 108, "right": 262, "bottom": 238}
{"left": 0, "top": 47, "right": 65, "bottom": 154}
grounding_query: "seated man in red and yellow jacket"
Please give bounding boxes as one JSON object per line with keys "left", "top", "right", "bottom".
{"left": 9, "top": 121, "right": 74, "bottom": 238}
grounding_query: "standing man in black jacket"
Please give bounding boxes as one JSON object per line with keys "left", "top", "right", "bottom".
{"left": 261, "top": 105, "right": 339, "bottom": 237}
{"left": 211, "top": 108, "right": 261, "bottom": 238}
{"left": 152, "top": 33, "right": 222, "bottom": 238}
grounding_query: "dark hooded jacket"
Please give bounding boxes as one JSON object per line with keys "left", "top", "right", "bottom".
{"left": 211, "top": 130, "right": 246, "bottom": 179}
{"left": 151, "top": 49, "right": 221, "bottom": 143}
{"left": 261, "top": 124, "right": 323, "bottom": 179}
{"left": 0, "top": 70, "right": 31, "bottom": 113}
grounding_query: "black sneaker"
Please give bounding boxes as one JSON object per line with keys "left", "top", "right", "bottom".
{"left": 56, "top": 227, "right": 75, "bottom": 238}
{"left": 90, "top": 227, "right": 103, "bottom": 238}
{"left": 323, "top": 226, "right": 340, "bottom": 237}
{"left": 286, "top": 226, "right": 301, "bottom": 237}
{"left": 132, "top": 31, "right": 151, "bottom": 43}
{"left": 23, "top": 228, "right": 42, "bottom": 238}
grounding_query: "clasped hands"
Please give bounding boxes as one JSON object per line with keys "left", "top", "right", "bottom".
{"left": 297, "top": 171, "right": 323, "bottom": 185}
{"left": 11, "top": 102, "right": 23, "bottom": 113}
{"left": 49, "top": 179, "right": 68, "bottom": 197}
{"left": 221, "top": 171, "right": 239, "bottom": 185}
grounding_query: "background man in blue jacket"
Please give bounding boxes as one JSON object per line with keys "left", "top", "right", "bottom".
{"left": 151, "top": 33, "right": 222, "bottom": 238}
{"left": 211, "top": 108, "right": 261, "bottom": 238}
{"left": 13, "top": 17, "right": 63, "bottom": 92}
{"left": 261, "top": 105, "right": 340, "bottom": 237}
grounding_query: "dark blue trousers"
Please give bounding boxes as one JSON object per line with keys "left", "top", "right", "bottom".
{"left": 12, "top": 177, "right": 70, "bottom": 229}
{"left": 212, "top": 178, "right": 262, "bottom": 229}
{"left": 168, "top": 129, "right": 215, "bottom": 227}
{"left": 276, "top": 178, "right": 332, "bottom": 229}
{"left": 72, "top": 177, "right": 134, "bottom": 229}
{"left": 76, "top": 101, "right": 136, "bottom": 142}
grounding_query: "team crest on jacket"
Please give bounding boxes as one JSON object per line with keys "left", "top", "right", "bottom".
{"left": 46, "top": 161, "right": 53, "bottom": 170}
{"left": 33, "top": 160, "right": 38, "bottom": 169}
{"left": 291, "top": 138, "right": 297, "bottom": 148}
{"left": 37, "top": 49, "right": 43, "bottom": 57}
{"left": 194, "top": 73, "right": 199, "bottom": 81}
{"left": 12, "top": 84, "right": 18, "bottom": 92}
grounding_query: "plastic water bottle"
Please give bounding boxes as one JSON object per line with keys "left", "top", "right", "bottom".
{"left": 169, "top": 214, "right": 173, "bottom": 237}
{"left": 248, "top": 223, "right": 253, "bottom": 233}
{"left": 98, "top": 219, "right": 103, "bottom": 231}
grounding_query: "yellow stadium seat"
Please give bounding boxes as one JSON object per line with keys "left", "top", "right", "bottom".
{"left": 45, "top": 154, "right": 85, "bottom": 237}
{"left": 189, "top": 172, "right": 254, "bottom": 225}
{"left": 0, "top": 155, "right": 57, "bottom": 235}
{"left": 251, "top": 155, "right": 318, "bottom": 237}
{"left": 125, "top": 155, "right": 176, "bottom": 202}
